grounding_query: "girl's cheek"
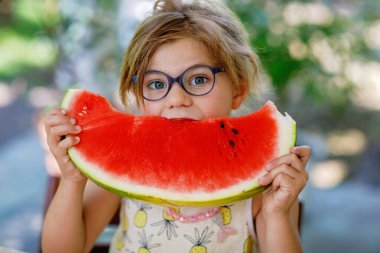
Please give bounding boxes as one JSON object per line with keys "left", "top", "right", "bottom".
{"left": 140, "top": 102, "right": 162, "bottom": 116}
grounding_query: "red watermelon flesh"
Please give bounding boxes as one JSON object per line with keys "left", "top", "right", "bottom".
{"left": 62, "top": 89, "right": 296, "bottom": 207}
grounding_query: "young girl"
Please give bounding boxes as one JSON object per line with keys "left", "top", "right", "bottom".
{"left": 42, "top": 0, "right": 310, "bottom": 252}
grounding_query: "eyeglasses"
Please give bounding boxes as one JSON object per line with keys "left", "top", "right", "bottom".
{"left": 132, "top": 65, "right": 225, "bottom": 101}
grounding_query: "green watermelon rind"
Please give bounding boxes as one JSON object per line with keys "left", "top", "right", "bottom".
{"left": 62, "top": 89, "right": 296, "bottom": 207}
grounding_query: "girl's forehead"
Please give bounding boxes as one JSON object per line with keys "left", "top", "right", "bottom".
{"left": 147, "top": 38, "right": 217, "bottom": 74}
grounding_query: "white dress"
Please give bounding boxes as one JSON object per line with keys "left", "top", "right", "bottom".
{"left": 109, "top": 198, "right": 259, "bottom": 253}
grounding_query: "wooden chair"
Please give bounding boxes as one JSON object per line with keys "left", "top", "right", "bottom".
{"left": 40, "top": 176, "right": 304, "bottom": 252}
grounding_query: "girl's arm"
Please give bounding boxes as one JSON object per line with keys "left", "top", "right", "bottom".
{"left": 253, "top": 146, "right": 310, "bottom": 253}
{"left": 41, "top": 108, "right": 121, "bottom": 253}
{"left": 82, "top": 181, "right": 121, "bottom": 251}
{"left": 42, "top": 179, "right": 120, "bottom": 253}
{"left": 254, "top": 196, "right": 301, "bottom": 253}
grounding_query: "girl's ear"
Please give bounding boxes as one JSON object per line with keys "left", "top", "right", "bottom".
{"left": 231, "top": 83, "right": 249, "bottom": 109}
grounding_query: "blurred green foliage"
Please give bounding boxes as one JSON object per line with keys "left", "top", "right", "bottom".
{"left": 227, "top": 0, "right": 380, "bottom": 117}
{"left": 0, "top": 0, "right": 59, "bottom": 84}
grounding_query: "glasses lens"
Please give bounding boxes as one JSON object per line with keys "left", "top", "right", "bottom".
{"left": 142, "top": 71, "right": 169, "bottom": 100}
{"left": 182, "top": 66, "right": 214, "bottom": 95}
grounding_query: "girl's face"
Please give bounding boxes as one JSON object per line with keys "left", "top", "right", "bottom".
{"left": 139, "top": 38, "right": 247, "bottom": 120}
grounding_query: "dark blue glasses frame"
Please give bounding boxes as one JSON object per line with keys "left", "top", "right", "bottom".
{"left": 132, "top": 65, "right": 226, "bottom": 101}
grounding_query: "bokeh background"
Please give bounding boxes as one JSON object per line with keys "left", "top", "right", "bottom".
{"left": 0, "top": 0, "right": 379, "bottom": 252}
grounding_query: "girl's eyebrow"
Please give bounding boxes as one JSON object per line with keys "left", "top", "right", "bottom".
{"left": 146, "top": 62, "right": 214, "bottom": 73}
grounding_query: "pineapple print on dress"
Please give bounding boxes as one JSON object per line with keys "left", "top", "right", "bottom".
{"left": 212, "top": 205, "right": 236, "bottom": 242}
{"left": 184, "top": 227, "right": 215, "bottom": 253}
{"left": 117, "top": 212, "right": 133, "bottom": 250}
{"left": 151, "top": 207, "right": 179, "bottom": 240}
{"left": 220, "top": 206, "right": 232, "bottom": 225}
{"left": 133, "top": 200, "right": 152, "bottom": 228}
{"left": 137, "top": 230, "right": 161, "bottom": 253}
{"left": 243, "top": 235, "right": 254, "bottom": 253}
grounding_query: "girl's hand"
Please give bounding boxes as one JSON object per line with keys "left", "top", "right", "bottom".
{"left": 258, "top": 145, "right": 311, "bottom": 217}
{"left": 44, "top": 108, "right": 87, "bottom": 183}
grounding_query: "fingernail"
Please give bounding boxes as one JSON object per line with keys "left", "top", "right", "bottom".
{"left": 75, "top": 136, "right": 80, "bottom": 142}
{"left": 61, "top": 109, "right": 67, "bottom": 114}
{"left": 291, "top": 147, "right": 297, "bottom": 152}
{"left": 264, "top": 163, "right": 271, "bottom": 170}
{"left": 70, "top": 118, "right": 76, "bottom": 125}
{"left": 259, "top": 175, "right": 269, "bottom": 184}
{"left": 75, "top": 126, "right": 81, "bottom": 132}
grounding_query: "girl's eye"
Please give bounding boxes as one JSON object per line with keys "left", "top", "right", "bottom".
{"left": 189, "top": 76, "right": 208, "bottom": 86}
{"left": 148, "top": 81, "right": 167, "bottom": 90}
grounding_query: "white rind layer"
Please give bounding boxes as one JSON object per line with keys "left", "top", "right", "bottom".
{"left": 61, "top": 89, "right": 77, "bottom": 109}
{"left": 277, "top": 110, "right": 297, "bottom": 155}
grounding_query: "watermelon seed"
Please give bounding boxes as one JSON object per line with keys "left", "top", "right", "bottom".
{"left": 229, "top": 140, "right": 235, "bottom": 147}
{"left": 220, "top": 121, "right": 225, "bottom": 128}
{"left": 231, "top": 128, "right": 238, "bottom": 134}
{"left": 79, "top": 112, "right": 84, "bottom": 117}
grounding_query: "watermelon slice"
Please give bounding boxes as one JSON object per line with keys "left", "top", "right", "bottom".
{"left": 61, "top": 89, "right": 296, "bottom": 207}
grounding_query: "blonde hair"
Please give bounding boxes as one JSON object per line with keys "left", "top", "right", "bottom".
{"left": 119, "top": 0, "right": 262, "bottom": 106}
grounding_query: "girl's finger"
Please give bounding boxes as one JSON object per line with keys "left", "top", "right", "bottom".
{"left": 271, "top": 172, "right": 294, "bottom": 190}
{"left": 49, "top": 108, "right": 67, "bottom": 116}
{"left": 45, "top": 114, "right": 76, "bottom": 128}
{"left": 265, "top": 153, "right": 304, "bottom": 173}
{"left": 51, "top": 124, "right": 81, "bottom": 136}
{"left": 290, "top": 145, "right": 311, "bottom": 166}
{"left": 270, "top": 172, "right": 300, "bottom": 203}
{"left": 259, "top": 164, "right": 298, "bottom": 186}
{"left": 57, "top": 136, "right": 80, "bottom": 155}
{"left": 50, "top": 124, "right": 81, "bottom": 143}
{"left": 44, "top": 108, "right": 70, "bottom": 136}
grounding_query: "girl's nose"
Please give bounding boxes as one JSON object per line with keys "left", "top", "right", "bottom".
{"left": 164, "top": 83, "right": 192, "bottom": 108}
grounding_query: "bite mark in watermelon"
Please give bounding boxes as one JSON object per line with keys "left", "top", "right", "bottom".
{"left": 61, "top": 89, "right": 296, "bottom": 207}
